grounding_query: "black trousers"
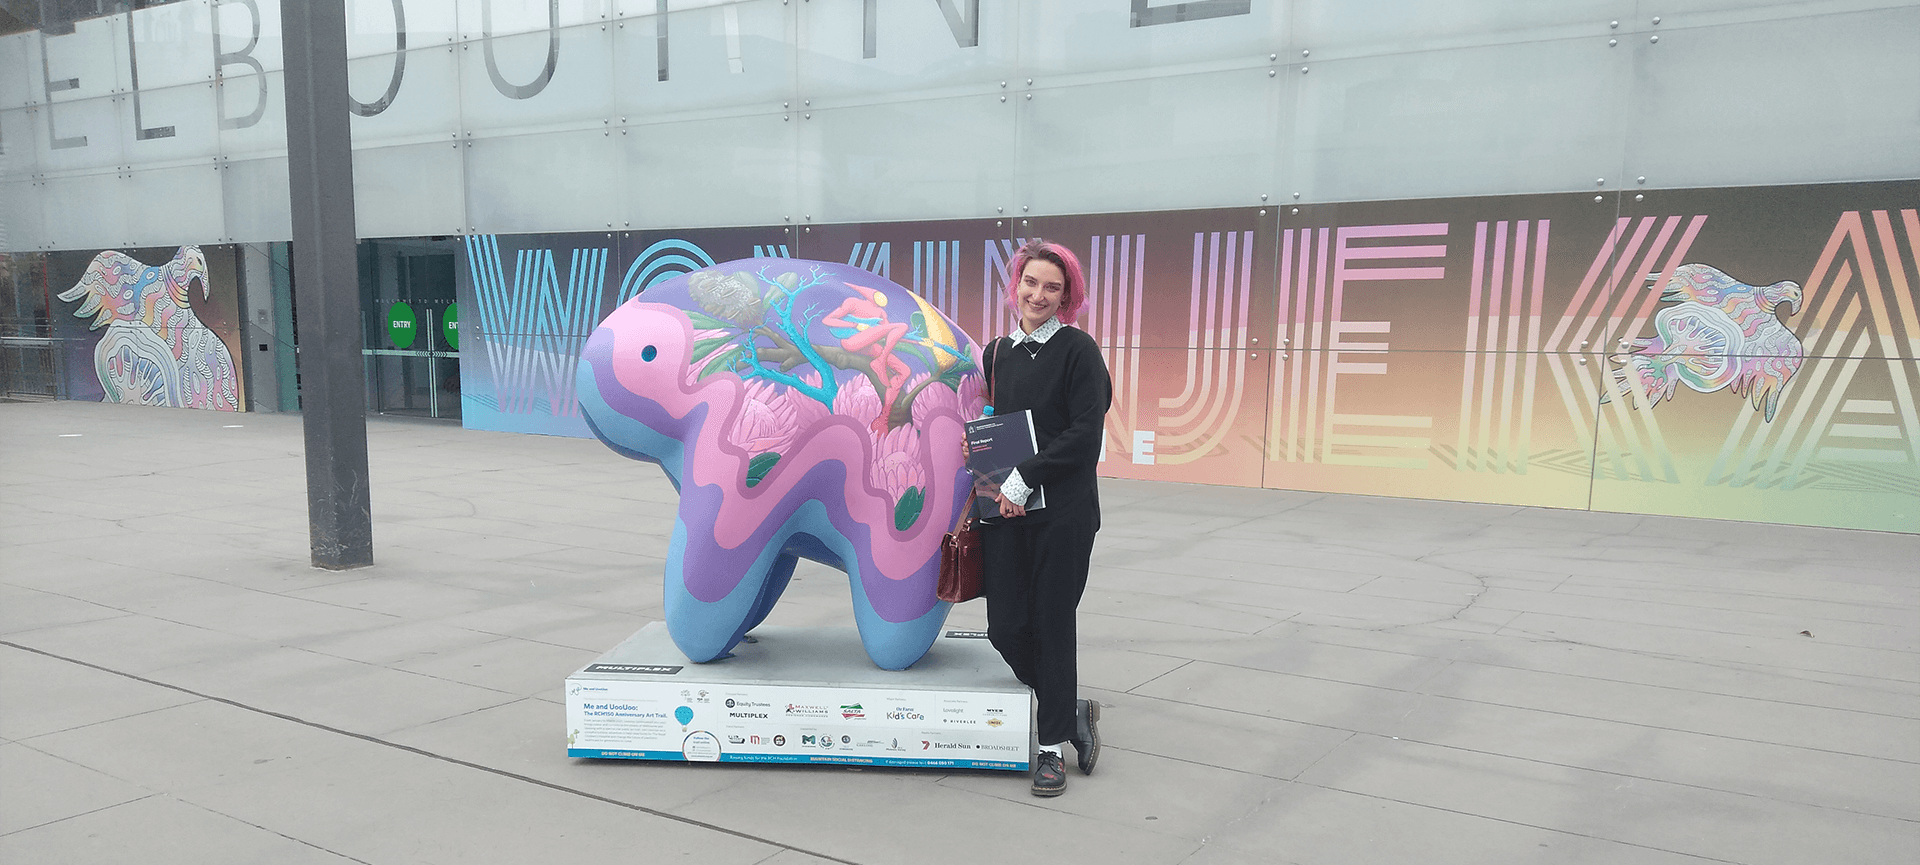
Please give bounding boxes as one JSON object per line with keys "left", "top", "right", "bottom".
{"left": 981, "top": 507, "right": 1096, "bottom": 747}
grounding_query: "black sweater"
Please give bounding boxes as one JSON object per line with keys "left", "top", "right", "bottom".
{"left": 981, "top": 325, "right": 1112, "bottom": 526}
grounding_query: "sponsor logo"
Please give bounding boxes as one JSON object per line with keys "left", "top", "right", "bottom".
{"left": 840, "top": 735, "right": 852, "bottom": 744}
{"left": 748, "top": 735, "right": 764, "bottom": 745}
{"left": 801, "top": 735, "right": 817, "bottom": 746}
{"left": 725, "top": 698, "right": 735, "bottom": 708}
{"left": 583, "top": 663, "right": 682, "bottom": 675}
{"left": 887, "top": 738, "right": 907, "bottom": 752}
{"left": 727, "top": 712, "right": 768, "bottom": 719}
{"left": 921, "top": 740, "right": 931, "bottom": 750}
{"left": 941, "top": 707, "right": 967, "bottom": 714}
{"left": 885, "top": 708, "right": 925, "bottom": 721}
{"left": 942, "top": 718, "right": 977, "bottom": 726}
{"left": 820, "top": 737, "right": 834, "bottom": 750}
{"left": 984, "top": 707, "right": 1006, "bottom": 715}
{"left": 726, "top": 698, "right": 771, "bottom": 709}
{"left": 727, "top": 735, "right": 746, "bottom": 744}
{"left": 840, "top": 703, "right": 865, "bottom": 720}
{"left": 987, "top": 718, "right": 1003, "bottom": 728}
{"left": 786, "top": 704, "right": 830, "bottom": 718}
{"left": 974, "top": 744, "right": 1021, "bottom": 752}
{"left": 930, "top": 742, "right": 970, "bottom": 751}
{"left": 773, "top": 735, "right": 786, "bottom": 747}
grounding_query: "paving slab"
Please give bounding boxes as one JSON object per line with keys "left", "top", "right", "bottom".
{"left": 1294, "top": 735, "right": 1917, "bottom": 865}
{"left": 0, "top": 794, "right": 359, "bottom": 865}
{"left": 0, "top": 743, "right": 152, "bottom": 835}
{"left": 0, "top": 646, "right": 201, "bottom": 740}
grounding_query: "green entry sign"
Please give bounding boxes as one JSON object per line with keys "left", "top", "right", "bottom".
{"left": 443, "top": 302, "right": 460, "bottom": 350}
{"left": 387, "top": 301, "right": 418, "bottom": 348}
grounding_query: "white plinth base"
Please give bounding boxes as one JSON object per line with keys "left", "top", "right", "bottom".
{"left": 565, "top": 623, "right": 1032, "bottom": 771}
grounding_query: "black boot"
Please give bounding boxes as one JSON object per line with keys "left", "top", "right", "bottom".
{"left": 1070, "top": 699, "right": 1100, "bottom": 775}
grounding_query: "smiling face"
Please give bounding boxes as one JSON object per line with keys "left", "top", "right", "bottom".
{"left": 1016, "top": 258, "right": 1066, "bottom": 334}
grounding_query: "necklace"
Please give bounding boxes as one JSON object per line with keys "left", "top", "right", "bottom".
{"left": 1020, "top": 338, "right": 1042, "bottom": 360}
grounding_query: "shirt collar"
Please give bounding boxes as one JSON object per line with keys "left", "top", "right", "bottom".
{"left": 1010, "top": 317, "right": 1063, "bottom": 345}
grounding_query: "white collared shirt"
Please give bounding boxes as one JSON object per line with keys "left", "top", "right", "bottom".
{"left": 1009, "top": 316, "right": 1063, "bottom": 346}
{"left": 997, "top": 317, "right": 1061, "bottom": 508}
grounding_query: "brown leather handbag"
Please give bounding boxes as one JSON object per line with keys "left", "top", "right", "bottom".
{"left": 936, "top": 504, "right": 982, "bottom": 603}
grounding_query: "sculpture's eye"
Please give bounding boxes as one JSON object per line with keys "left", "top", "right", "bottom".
{"left": 641, "top": 345, "right": 658, "bottom": 362}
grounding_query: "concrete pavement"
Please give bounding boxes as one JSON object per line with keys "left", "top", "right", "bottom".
{"left": 3, "top": 400, "right": 1915, "bottom": 864}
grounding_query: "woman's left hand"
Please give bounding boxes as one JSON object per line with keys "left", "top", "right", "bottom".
{"left": 994, "top": 492, "right": 1027, "bottom": 519}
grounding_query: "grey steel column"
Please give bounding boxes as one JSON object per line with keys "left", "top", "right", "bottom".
{"left": 282, "top": 0, "right": 373, "bottom": 569}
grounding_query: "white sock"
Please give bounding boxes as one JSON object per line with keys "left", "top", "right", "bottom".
{"left": 1038, "top": 743, "right": 1063, "bottom": 757}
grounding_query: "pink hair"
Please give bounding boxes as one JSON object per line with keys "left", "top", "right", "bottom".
{"left": 1003, "top": 239, "right": 1087, "bottom": 326}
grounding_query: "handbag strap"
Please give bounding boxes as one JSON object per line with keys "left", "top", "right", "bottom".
{"left": 950, "top": 338, "right": 1002, "bottom": 536}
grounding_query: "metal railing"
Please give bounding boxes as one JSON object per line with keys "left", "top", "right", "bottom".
{"left": 0, "top": 334, "right": 66, "bottom": 400}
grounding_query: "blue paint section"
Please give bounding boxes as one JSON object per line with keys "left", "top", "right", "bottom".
{"left": 566, "top": 748, "right": 1025, "bottom": 771}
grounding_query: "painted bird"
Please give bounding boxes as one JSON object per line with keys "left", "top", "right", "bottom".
{"left": 1605, "top": 263, "right": 1803, "bottom": 421}
{"left": 57, "top": 246, "right": 240, "bottom": 411}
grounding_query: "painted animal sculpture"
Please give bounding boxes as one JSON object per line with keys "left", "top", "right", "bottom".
{"left": 1605, "top": 263, "right": 1804, "bottom": 421}
{"left": 576, "top": 260, "right": 983, "bottom": 670}
{"left": 57, "top": 246, "right": 240, "bottom": 412}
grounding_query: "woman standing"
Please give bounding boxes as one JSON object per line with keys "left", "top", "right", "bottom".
{"left": 978, "top": 239, "right": 1112, "bottom": 797}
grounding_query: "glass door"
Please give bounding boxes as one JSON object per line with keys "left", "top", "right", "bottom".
{"left": 363, "top": 241, "right": 462, "bottom": 420}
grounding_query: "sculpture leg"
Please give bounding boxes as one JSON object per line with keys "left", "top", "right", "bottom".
{"left": 663, "top": 517, "right": 792, "bottom": 663}
{"left": 847, "top": 554, "right": 951, "bottom": 671}
{"left": 740, "top": 552, "right": 797, "bottom": 635}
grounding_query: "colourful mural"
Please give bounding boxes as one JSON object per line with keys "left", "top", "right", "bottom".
{"left": 1604, "top": 264, "right": 1804, "bottom": 421}
{"left": 54, "top": 246, "right": 243, "bottom": 412}
{"left": 458, "top": 181, "right": 1918, "bottom": 534}
{"left": 575, "top": 260, "right": 983, "bottom": 670}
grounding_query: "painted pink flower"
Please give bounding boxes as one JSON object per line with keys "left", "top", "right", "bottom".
{"left": 730, "top": 378, "right": 800, "bottom": 453}
{"left": 869, "top": 422, "right": 927, "bottom": 503}
{"left": 729, "top": 374, "right": 833, "bottom": 456}
{"left": 832, "top": 375, "right": 884, "bottom": 431}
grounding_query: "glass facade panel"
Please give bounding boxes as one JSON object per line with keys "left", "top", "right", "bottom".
{"left": 462, "top": 128, "right": 622, "bottom": 233}
{"left": 1619, "top": 6, "right": 1920, "bottom": 188}
{"left": 354, "top": 140, "right": 470, "bottom": 238}
{"left": 608, "top": 1, "right": 795, "bottom": 116}
{"left": 1284, "top": 35, "right": 1631, "bottom": 203}
{"left": 618, "top": 112, "right": 797, "bottom": 228}
{"left": 219, "top": 154, "right": 290, "bottom": 242}
{"left": 801, "top": 93, "right": 1016, "bottom": 223}
{"left": 344, "top": 46, "right": 464, "bottom": 141}
{"left": 1018, "top": 69, "right": 1279, "bottom": 216}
